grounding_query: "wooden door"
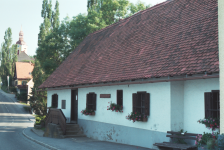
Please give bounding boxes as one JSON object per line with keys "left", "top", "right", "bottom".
{"left": 71, "top": 89, "right": 78, "bottom": 123}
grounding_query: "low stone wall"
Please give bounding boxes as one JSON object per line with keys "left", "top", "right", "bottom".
{"left": 43, "top": 123, "right": 62, "bottom": 139}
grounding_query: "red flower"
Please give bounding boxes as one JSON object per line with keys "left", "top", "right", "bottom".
{"left": 213, "top": 136, "right": 216, "bottom": 139}
{"left": 135, "top": 112, "right": 137, "bottom": 114}
{"left": 107, "top": 109, "right": 108, "bottom": 110}
{"left": 215, "top": 123, "right": 217, "bottom": 125}
{"left": 122, "top": 111, "right": 123, "bottom": 112}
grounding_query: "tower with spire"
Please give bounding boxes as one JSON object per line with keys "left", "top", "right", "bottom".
{"left": 16, "top": 26, "right": 28, "bottom": 55}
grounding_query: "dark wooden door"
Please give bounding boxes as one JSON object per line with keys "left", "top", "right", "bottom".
{"left": 71, "top": 89, "right": 78, "bottom": 123}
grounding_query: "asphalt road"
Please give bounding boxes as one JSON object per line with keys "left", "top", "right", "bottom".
{"left": 0, "top": 90, "right": 49, "bottom": 150}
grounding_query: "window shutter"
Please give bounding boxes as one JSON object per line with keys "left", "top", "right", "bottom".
{"left": 55, "top": 94, "right": 58, "bottom": 108}
{"left": 204, "top": 92, "right": 212, "bottom": 118}
{"left": 133, "top": 93, "right": 137, "bottom": 113}
{"left": 93, "top": 94, "right": 96, "bottom": 111}
{"left": 117, "top": 90, "right": 123, "bottom": 106}
{"left": 144, "top": 93, "right": 150, "bottom": 116}
{"left": 86, "top": 94, "right": 89, "bottom": 109}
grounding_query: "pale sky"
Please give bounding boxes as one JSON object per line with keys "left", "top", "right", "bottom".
{"left": 0, "top": 0, "right": 166, "bottom": 56}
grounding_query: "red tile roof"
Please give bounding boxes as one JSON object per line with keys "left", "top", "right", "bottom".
{"left": 15, "top": 62, "right": 34, "bottom": 79}
{"left": 39, "top": 0, "right": 218, "bottom": 89}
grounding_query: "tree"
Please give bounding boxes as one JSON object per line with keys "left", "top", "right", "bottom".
{"left": 0, "top": 28, "right": 17, "bottom": 85}
{"left": 127, "top": 0, "right": 151, "bottom": 16}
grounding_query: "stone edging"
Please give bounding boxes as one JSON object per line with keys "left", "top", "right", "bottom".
{"left": 22, "top": 128, "right": 60, "bottom": 150}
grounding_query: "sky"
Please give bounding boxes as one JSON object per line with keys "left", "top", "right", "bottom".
{"left": 0, "top": 0, "right": 166, "bottom": 56}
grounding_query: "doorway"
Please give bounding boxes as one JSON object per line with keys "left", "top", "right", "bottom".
{"left": 71, "top": 89, "right": 78, "bottom": 123}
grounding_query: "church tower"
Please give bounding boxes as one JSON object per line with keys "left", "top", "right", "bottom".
{"left": 16, "top": 26, "right": 28, "bottom": 55}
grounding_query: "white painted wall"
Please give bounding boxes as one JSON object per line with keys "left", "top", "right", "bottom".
{"left": 47, "top": 89, "right": 71, "bottom": 119}
{"left": 170, "top": 81, "right": 184, "bottom": 131}
{"left": 78, "top": 82, "right": 171, "bottom": 132}
{"left": 218, "top": 0, "right": 224, "bottom": 134}
{"left": 184, "top": 78, "right": 219, "bottom": 134}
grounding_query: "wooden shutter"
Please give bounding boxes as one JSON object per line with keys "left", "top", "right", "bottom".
{"left": 204, "top": 92, "right": 212, "bottom": 118}
{"left": 61, "top": 100, "right": 66, "bottom": 109}
{"left": 86, "top": 94, "right": 90, "bottom": 109}
{"left": 117, "top": 90, "right": 123, "bottom": 106}
{"left": 55, "top": 94, "right": 58, "bottom": 108}
{"left": 93, "top": 94, "right": 96, "bottom": 110}
{"left": 144, "top": 93, "right": 150, "bottom": 116}
{"left": 133, "top": 93, "right": 137, "bottom": 112}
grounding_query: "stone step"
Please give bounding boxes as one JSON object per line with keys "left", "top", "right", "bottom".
{"left": 66, "top": 124, "right": 79, "bottom": 128}
{"left": 60, "top": 134, "right": 86, "bottom": 138}
{"left": 57, "top": 127, "right": 81, "bottom": 132}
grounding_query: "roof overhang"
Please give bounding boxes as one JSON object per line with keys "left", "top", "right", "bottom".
{"left": 38, "top": 73, "right": 219, "bottom": 91}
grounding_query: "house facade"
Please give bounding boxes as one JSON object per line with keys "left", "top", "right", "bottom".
{"left": 39, "top": 0, "right": 219, "bottom": 149}
{"left": 14, "top": 62, "right": 34, "bottom": 99}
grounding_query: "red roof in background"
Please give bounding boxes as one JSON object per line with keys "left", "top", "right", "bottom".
{"left": 39, "top": 0, "right": 218, "bottom": 89}
{"left": 16, "top": 62, "right": 34, "bottom": 79}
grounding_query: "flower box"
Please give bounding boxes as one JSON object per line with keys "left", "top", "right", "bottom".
{"left": 91, "top": 112, "right": 95, "bottom": 115}
{"left": 142, "top": 118, "right": 148, "bottom": 122}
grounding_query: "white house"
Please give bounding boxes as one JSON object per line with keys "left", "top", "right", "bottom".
{"left": 39, "top": 0, "right": 219, "bottom": 149}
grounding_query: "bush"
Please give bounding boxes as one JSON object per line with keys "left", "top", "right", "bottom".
{"left": 35, "top": 115, "right": 46, "bottom": 125}
{"left": 9, "top": 86, "right": 17, "bottom": 93}
{"left": 17, "top": 93, "right": 27, "bottom": 101}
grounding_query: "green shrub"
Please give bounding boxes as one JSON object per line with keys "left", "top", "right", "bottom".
{"left": 35, "top": 115, "right": 46, "bottom": 125}
{"left": 9, "top": 86, "right": 17, "bottom": 93}
{"left": 17, "top": 93, "right": 27, "bottom": 101}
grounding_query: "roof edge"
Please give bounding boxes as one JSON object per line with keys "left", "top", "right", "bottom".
{"left": 40, "top": 73, "right": 219, "bottom": 90}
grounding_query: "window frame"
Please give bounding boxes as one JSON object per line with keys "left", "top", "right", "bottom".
{"left": 133, "top": 91, "right": 150, "bottom": 116}
{"left": 86, "top": 92, "right": 96, "bottom": 111}
{"left": 61, "top": 100, "right": 66, "bottom": 109}
{"left": 117, "top": 90, "right": 123, "bottom": 106}
{"left": 52, "top": 94, "right": 58, "bottom": 108}
{"left": 204, "top": 90, "right": 220, "bottom": 118}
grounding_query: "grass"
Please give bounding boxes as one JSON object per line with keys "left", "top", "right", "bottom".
{"left": 19, "top": 101, "right": 30, "bottom": 106}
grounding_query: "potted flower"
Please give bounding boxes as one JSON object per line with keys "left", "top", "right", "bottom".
{"left": 126, "top": 111, "right": 148, "bottom": 123}
{"left": 81, "top": 108, "right": 95, "bottom": 116}
{"left": 107, "top": 101, "right": 123, "bottom": 112}
{"left": 198, "top": 118, "right": 220, "bottom": 131}
{"left": 195, "top": 132, "right": 219, "bottom": 150}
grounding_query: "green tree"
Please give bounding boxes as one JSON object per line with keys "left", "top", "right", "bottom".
{"left": 127, "top": 0, "right": 151, "bottom": 16}
{"left": 0, "top": 28, "right": 17, "bottom": 85}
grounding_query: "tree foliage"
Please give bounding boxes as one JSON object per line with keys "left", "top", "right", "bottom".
{"left": 0, "top": 28, "right": 17, "bottom": 85}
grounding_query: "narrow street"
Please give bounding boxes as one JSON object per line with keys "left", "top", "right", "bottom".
{"left": 0, "top": 90, "right": 49, "bottom": 150}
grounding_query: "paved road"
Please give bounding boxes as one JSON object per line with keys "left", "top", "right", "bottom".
{"left": 0, "top": 90, "right": 49, "bottom": 150}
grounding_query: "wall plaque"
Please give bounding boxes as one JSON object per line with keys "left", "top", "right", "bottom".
{"left": 100, "top": 94, "right": 111, "bottom": 98}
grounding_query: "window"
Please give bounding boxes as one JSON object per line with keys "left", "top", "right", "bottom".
{"left": 61, "top": 100, "right": 66, "bottom": 109}
{"left": 22, "top": 81, "right": 27, "bottom": 85}
{"left": 52, "top": 94, "right": 58, "bottom": 108}
{"left": 204, "top": 90, "right": 220, "bottom": 118}
{"left": 86, "top": 93, "right": 96, "bottom": 110}
{"left": 117, "top": 90, "right": 123, "bottom": 106}
{"left": 132, "top": 92, "right": 150, "bottom": 116}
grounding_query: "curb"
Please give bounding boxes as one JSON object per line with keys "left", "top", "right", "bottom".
{"left": 22, "top": 128, "right": 60, "bottom": 150}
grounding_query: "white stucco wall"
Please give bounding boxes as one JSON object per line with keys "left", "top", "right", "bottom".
{"left": 184, "top": 78, "right": 219, "bottom": 134}
{"left": 78, "top": 82, "right": 171, "bottom": 132}
{"left": 170, "top": 81, "right": 184, "bottom": 131}
{"left": 47, "top": 89, "right": 71, "bottom": 119}
{"left": 218, "top": 0, "right": 224, "bottom": 134}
